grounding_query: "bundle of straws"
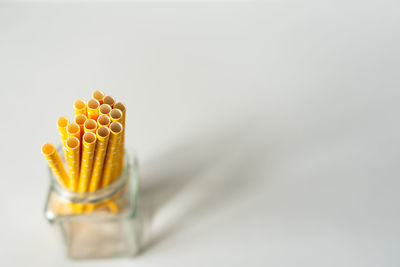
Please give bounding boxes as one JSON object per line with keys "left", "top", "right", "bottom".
{"left": 41, "top": 90, "right": 126, "bottom": 194}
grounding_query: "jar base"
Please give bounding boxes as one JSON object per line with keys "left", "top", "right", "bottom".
{"left": 61, "top": 216, "right": 142, "bottom": 259}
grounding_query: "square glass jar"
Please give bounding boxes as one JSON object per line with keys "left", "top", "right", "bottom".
{"left": 44, "top": 149, "right": 141, "bottom": 259}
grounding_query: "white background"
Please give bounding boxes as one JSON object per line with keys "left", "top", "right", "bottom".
{"left": 0, "top": 2, "right": 399, "bottom": 266}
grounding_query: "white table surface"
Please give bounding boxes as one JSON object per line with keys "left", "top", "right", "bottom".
{"left": 0, "top": 2, "right": 399, "bottom": 266}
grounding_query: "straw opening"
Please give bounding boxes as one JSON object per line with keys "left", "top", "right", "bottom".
{"left": 98, "top": 115, "right": 110, "bottom": 126}
{"left": 42, "top": 143, "right": 55, "bottom": 155}
{"left": 103, "top": 95, "right": 115, "bottom": 106}
{"left": 83, "top": 132, "right": 96, "bottom": 143}
{"left": 110, "top": 122, "right": 123, "bottom": 133}
{"left": 110, "top": 109, "right": 122, "bottom": 120}
{"left": 92, "top": 90, "right": 104, "bottom": 101}
{"left": 74, "top": 99, "right": 86, "bottom": 110}
{"left": 67, "top": 123, "right": 80, "bottom": 134}
{"left": 97, "top": 126, "right": 110, "bottom": 137}
{"left": 75, "top": 114, "right": 87, "bottom": 125}
{"left": 87, "top": 99, "right": 99, "bottom": 109}
{"left": 66, "top": 137, "right": 79, "bottom": 148}
{"left": 84, "top": 119, "right": 97, "bottom": 130}
{"left": 99, "top": 104, "right": 111, "bottom": 114}
{"left": 57, "top": 117, "right": 69, "bottom": 128}
{"left": 114, "top": 102, "right": 126, "bottom": 112}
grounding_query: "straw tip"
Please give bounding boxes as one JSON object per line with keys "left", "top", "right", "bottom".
{"left": 74, "top": 99, "right": 86, "bottom": 109}
{"left": 57, "top": 117, "right": 69, "bottom": 128}
{"left": 67, "top": 122, "right": 80, "bottom": 134}
{"left": 97, "top": 114, "right": 110, "bottom": 126}
{"left": 92, "top": 90, "right": 105, "bottom": 100}
{"left": 114, "top": 102, "right": 126, "bottom": 112}
{"left": 97, "top": 126, "right": 110, "bottom": 137}
{"left": 41, "top": 143, "right": 56, "bottom": 156}
{"left": 103, "top": 95, "right": 115, "bottom": 106}
{"left": 110, "top": 108, "right": 122, "bottom": 119}
{"left": 75, "top": 114, "right": 87, "bottom": 124}
{"left": 110, "top": 121, "right": 123, "bottom": 133}
{"left": 83, "top": 132, "right": 96, "bottom": 143}
{"left": 88, "top": 98, "right": 100, "bottom": 108}
{"left": 66, "top": 136, "right": 80, "bottom": 148}
{"left": 99, "top": 104, "right": 112, "bottom": 114}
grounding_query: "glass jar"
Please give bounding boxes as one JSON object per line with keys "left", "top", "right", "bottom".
{"left": 44, "top": 149, "right": 141, "bottom": 259}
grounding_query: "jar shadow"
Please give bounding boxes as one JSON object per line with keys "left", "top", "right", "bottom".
{"left": 136, "top": 123, "right": 266, "bottom": 255}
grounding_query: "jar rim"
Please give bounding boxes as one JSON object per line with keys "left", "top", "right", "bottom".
{"left": 49, "top": 147, "right": 134, "bottom": 203}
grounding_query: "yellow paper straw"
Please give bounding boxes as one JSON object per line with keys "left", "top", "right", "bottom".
{"left": 101, "top": 122, "right": 123, "bottom": 188}
{"left": 114, "top": 102, "right": 126, "bottom": 126}
{"left": 57, "top": 117, "right": 70, "bottom": 153}
{"left": 110, "top": 109, "right": 123, "bottom": 178}
{"left": 99, "top": 104, "right": 111, "bottom": 117}
{"left": 73, "top": 99, "right": 87, "bottom": 116}
{"left": 78, "top": 132, "right": 96, "bottom": 193}
{"left": 92, "top": 90, "right": 105, "bottom": 105}
{"left": 103, "top": 95, "right": 115, "bottom": 108}
{"left": 65, "top": 137, "right": 80, "bottom": 191}
{"left": 89, "top": 126, "right": 110, "bottom": 192}
{"left": 110, "top": 108, "right": 123, "bottom": 124}
{"left": 41, "top": 143, "right": 69, "bottom": 188}
{"left": 97, "top": 114, "right": 110, "bottom": 128}
{"left": 87, "top": 99, "right": 100, "bottom": 121}
{"left": 67, "top": 122, "right": 80, "bottom": 140}
{"left": 74, "top": 114, "right": 87, "bottom": 141}
{"left": 114, "top": 102, "right": 126, "bottom": 177}
{"left": 84, "top": 119, "right": 97, "bottom": 134}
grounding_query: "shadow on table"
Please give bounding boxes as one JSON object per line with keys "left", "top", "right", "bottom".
{"left": 137, "top": 122, "right": 267, "bottom": 254}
